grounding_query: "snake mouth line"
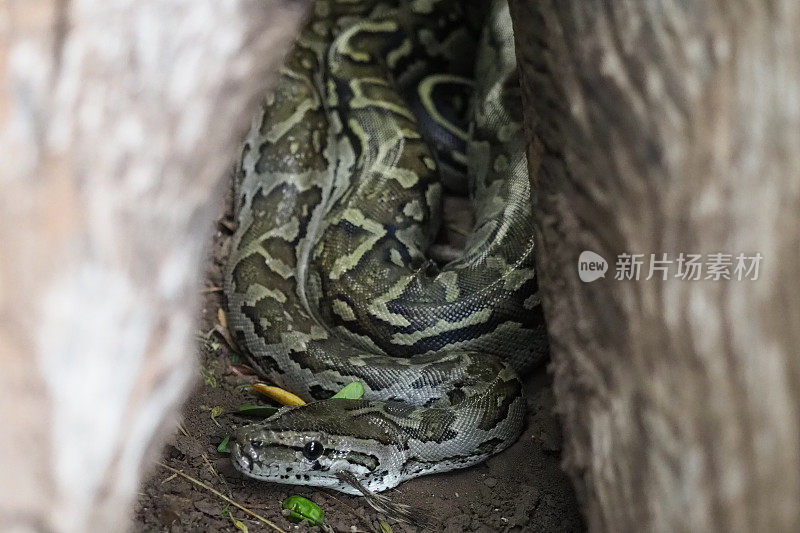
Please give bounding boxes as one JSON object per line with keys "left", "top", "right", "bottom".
{"left": 230, "top": 441, "right": 281, "bottom": 481}
{"left": 229, "top": 441, "right": 253, "bottom": 474}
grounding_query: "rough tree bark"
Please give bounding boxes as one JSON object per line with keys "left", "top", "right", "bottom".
{"left": 511, "top": 1, "right": 800, "bottom": 531}
{"left": 0, "top": 1, "right": 308, "bottom": 531}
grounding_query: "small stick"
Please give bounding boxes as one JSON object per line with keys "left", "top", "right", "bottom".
{"left": 201, "top": 453, "right": 223, "bottom": 483}
{"left": 219, "top": 218, "right": 237, "bottom": 232}
{"left": 158, "top": 462, "right": 287, "bottom": 533}
{"left": 445, "top": 223, "right": 469, "bottom": 236}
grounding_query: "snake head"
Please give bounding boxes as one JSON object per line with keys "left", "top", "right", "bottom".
{"left": 230, "top": 399, "right": 404, "bottom": 494}
{"left": 230, "top": 423, "right": 347, "bottom": 490}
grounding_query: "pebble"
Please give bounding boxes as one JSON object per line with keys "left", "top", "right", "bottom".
{"left": 193, "top": 498, "right": 221, "bottom": 516}
{"left": 484, "top": 477, "right": 498, "bottom": 488}
{"left": 164, "top": 444, "right": 185, "bottom": 461}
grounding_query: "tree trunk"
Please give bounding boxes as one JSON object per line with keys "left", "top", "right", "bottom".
{"left": 510, "top": 0, "right": 800, "bottom": 531}
{"left": 0, "top": 1, "right": 307, "bottom": 531}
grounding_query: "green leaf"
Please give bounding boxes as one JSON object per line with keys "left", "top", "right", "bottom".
{"left": 282, "top": 495, "right": 325, "bottom": 526}
{"left": 331, "top": 381, "right": 364, "bottom": 400}
{"left": 235, "top": 405, "right": 279, "bottom": 418}
{"left": 379, "top": 521, "right": 393, "bottom": 533}
{"left": 217, "top": 436, "right": 230, "bottom": 454}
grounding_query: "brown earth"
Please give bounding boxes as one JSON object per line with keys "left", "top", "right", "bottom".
{"left": 133, "top": 185, "right": 584, "bottom": 533}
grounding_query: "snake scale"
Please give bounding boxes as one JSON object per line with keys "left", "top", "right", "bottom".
{"left": 225, "top": 0, "right": 546, "bottom": 496}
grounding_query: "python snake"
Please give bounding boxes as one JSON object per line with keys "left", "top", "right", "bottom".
{"left": 225, "top": 0, "right": 546, "bottom": 496}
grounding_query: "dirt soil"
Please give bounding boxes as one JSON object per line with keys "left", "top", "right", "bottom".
{"left": 133, "top": 186, "right": 585, "bottom": 533}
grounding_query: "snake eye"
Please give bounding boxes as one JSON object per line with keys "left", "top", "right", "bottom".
{"left": 303, "top": 440, "right": 324, "bottom": 461}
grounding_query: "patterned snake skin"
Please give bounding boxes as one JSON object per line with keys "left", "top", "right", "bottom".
{"left": 225, "top": 0, "right": 546, "bottom": 495}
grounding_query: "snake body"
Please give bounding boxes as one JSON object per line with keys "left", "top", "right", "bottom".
{"left": 226, "top": 0, "right": 546, "bottom": 495}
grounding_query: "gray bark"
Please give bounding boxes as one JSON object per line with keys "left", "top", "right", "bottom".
{"left": 511, "top": 0, "right": 800, "bottom": 531}
{"left": 0, "top": 1, "right": 308, "bottom": 531}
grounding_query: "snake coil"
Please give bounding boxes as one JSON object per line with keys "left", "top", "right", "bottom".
{"left": 225, "top": 0, "right": 546, "bottom": 494}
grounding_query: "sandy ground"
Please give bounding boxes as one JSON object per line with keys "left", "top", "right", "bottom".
{"left": 133, "top": 186, "right": 584, "bottom": 532}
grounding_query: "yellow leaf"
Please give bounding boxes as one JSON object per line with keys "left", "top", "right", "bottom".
{"left": 231, "top": 517, "right": 249, "bottom": 532}
{"left": 251, "top": 383, "right": 306, "bottom": 406}
{"left": 210, "top": 406, "right": 224, "bottom": 427}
